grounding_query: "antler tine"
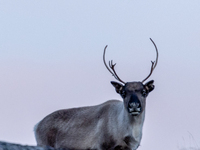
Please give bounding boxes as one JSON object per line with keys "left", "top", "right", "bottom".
{"left": 103, "top": 46, "right": 113, "bottom": 75}
{"left": 109, "top": 60, "right": 125, "bottom": 84}
{"left": 142, "top": 38, "right": 159, "bottom": 83}
{"left": 103, "top": 45, "right": 125, "bottom": 84}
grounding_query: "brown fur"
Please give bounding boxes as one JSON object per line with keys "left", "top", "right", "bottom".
{"left": 35, "top": 81, "right": 155, "bottom": 150}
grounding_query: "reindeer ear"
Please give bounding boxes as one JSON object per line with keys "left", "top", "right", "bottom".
{"left": 144, "top": 80, "right": 155, "bottom": 93}
{"left": 111, "top": 81, "right": 124, "bottom": 94}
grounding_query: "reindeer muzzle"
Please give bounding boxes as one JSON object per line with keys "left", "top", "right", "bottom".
{"left": 128, "top": 95, "right": 141, "bottom": 116}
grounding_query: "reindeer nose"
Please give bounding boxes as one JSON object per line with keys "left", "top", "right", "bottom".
{"left": 128, "top": 95, "right": 141, "bottom": 108}
{"left": 129, "top": 102, "right": 140, "bottom": 108}
{"left": 128, "top": 95, "right": 141, "bottom": 115}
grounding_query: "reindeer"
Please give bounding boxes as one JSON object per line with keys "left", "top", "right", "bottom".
{"left": 34, "top": 38, "right": 158, "bottom": 150}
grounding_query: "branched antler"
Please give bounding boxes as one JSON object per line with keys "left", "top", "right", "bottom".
{"left": 103, "top": 39, "right": 158, "bottom": 84}
{"left": 103, "top": 46, "right": 125, "bottom": 84}
{"left": 142, "top": 38, "right": 159, "bottom": 83}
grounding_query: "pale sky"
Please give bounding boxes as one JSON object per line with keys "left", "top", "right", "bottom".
{"left": 0, "top": 1, "right": 200, "bottom": 150}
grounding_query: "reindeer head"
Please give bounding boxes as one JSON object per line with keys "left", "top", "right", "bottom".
{"left": 103, "top": 38, "right": 158, "bottom": 116}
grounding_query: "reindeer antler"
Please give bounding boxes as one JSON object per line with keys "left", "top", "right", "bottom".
{"left": 142, "top": 38, "right": 159, "bottom": 83}
{"left": 103, "top": 46, "right": 125, "bottom": 84}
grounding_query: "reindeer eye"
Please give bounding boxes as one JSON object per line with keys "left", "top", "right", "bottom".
{"left": 142, "top": 89, "right": 147, "bottom": 97}
{"left": 121, "top": 91, "right": 126, "bottom": 98}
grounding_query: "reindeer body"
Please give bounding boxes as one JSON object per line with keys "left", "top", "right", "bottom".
{"left": 35, "top": 99, "right": 144, "bottom": 150}
{"left": 34, "top": 39, "right": 158, "bottom": 150}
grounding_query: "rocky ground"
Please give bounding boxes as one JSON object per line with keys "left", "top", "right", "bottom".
{"left": 0, "top": 141, "right": 57, "bottom": 150}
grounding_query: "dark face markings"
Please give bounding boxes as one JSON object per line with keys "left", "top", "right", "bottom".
{"left": 121, "top": 82, "right": 146, "bottom": 116}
